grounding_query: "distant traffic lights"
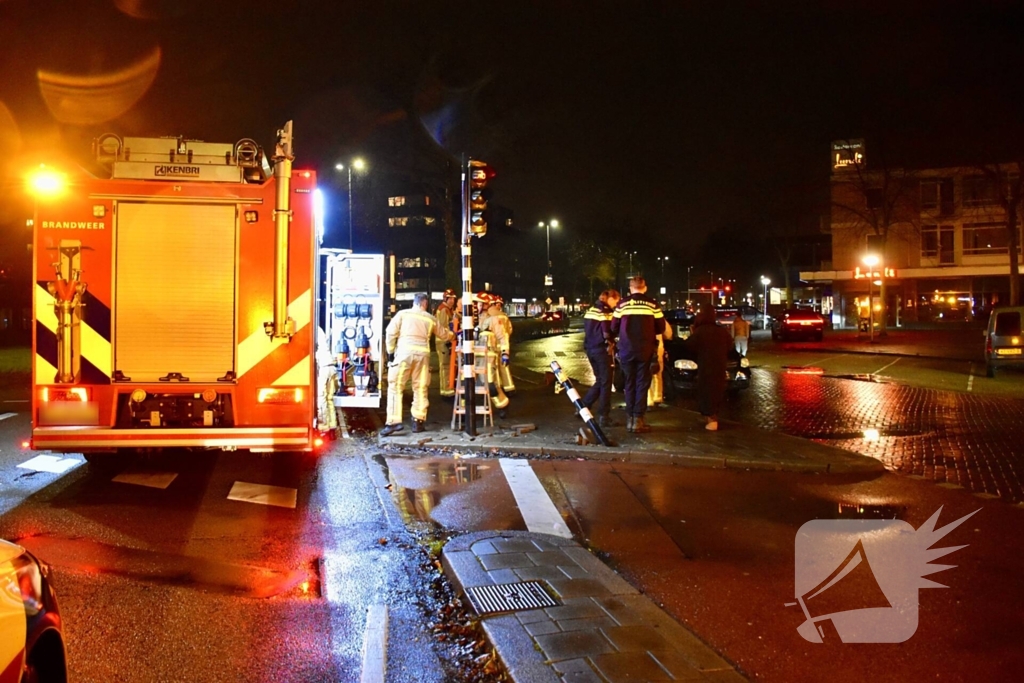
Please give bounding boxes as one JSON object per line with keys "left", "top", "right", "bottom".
{"left": 468, "top": 160, "right": 496, "bottom": 236}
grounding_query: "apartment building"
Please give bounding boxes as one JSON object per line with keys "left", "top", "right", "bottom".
{"left": 801, "top": 142, "right": 1020, "bottom": 327}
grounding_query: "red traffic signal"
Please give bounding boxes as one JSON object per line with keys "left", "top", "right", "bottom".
{"left": 468, "top": 160, "right": 494, "bottom": 236}
{"left": 724, "top": 285, "right": 731, "bottom": 292}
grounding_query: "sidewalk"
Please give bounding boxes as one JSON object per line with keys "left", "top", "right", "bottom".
{"left": 759, "top": 327, "right": 985, "bottom": 362}
{"left": 380, "top": 370, "right": 884, "bottom": 475}
{"left": 443, "top": 531, "right": 747, "bottom": 683}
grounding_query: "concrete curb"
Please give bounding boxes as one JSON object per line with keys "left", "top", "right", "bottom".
{"left": 380, "top": 433, "right": 886, "bottom": 476}
{"left": 786, "top": 344, "right": 978, "bottom": 364}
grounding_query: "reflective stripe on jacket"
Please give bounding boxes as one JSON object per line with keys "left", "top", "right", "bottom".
{"left": 386, "top": 307, "right": 453, "bottom": 359}
{"left": 583, "top": 303, "right": 614, "bottom": 354}
{"left": 610, "top": 293, "right": 665, "bottom": 361}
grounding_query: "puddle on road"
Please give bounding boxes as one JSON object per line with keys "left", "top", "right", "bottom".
{"left": 386, "top": 458, "right": 494, "bottom": 526}
{"left": 832, "top": 501, "right": 906, "bottom": 519}
{"left": 16, "top": 534, "right": 310, "bottom": 598}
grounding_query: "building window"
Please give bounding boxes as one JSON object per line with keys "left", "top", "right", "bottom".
{"left": 922, "top": 224, "right": 955, "bottom": 264}
{"left": 963, "top": 222, "right": 1016, "bottom": 255}
{"left": 921, "top": 178, "right": 954, "bottom": 214}
{"left": 397, "top": 257, "right": 421, "bottom": 268}
{"left": 424, "top": 196, "right": 430, "bottom": 206}
{"left": 424, "top": 217, "right": 436, "bottom": 225}
{"left": 388, "top": 217, "right": 409, "bottom": 227}
{"left": 505, "top": 218, "right": 513, "bottom": 226}
{"left": 389, "top": 196, "right": 406, "bottom": 207}
{"left": 962, "top": 176, "right": 1000, "bottom": 207}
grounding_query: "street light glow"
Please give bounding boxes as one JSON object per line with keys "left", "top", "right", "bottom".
{"left": 334, "top": 163, "right": 344, "bottom": 171}
{"left": 352, "top": 158, "right": 366, "bottom": 171}
{"left": 863, "top": 254, "right": 880, "bottom": 267}
{"left": 27, "top": 165, "right": 66, "bottom": 198}
{"left": 760, "top": 276, "right": 771, "bottom": 286}
{"left": 550, "top": 219, "right": 559, "bottom": 228}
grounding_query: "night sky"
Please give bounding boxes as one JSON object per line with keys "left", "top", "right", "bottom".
{"left": 3, "top": 1, "right": 1024, "bottom": 273}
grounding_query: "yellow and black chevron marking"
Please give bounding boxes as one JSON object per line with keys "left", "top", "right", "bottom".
{"left": 35, "top": 282, "right": 111, "bottom": 384}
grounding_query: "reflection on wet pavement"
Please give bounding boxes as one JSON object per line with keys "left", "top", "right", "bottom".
{"left": 18, "top": 534, "right": 309, "bottom": 598}
{"left": 385, "top": 457, "right": 524, "bottom": 533}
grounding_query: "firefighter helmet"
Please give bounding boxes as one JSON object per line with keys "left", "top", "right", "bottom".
{"left": 490, "top": 295, "right": 504, "bottom": 308}
{"left": 474, "top": 291, "right": 493, "bottom": 304}
{"left": 442, "top": 288, "right": 457, "bottom": 300}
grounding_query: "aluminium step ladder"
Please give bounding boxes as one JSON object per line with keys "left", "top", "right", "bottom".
{"left": 451, "top": 341, "right": 494, "bottom": 430}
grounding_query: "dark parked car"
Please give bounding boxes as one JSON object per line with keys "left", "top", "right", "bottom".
{"left": 0, "top": 540, "right": 67, "bottom": 683}
{"left": 661, "top": 310, "right": 750, "bottom": 397}
{"left": 771, "top": 309, "right": 824, "bottom": 341}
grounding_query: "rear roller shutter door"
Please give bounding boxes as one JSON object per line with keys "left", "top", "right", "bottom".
{"left": 115, "top": 203, "right": 236, "bottom": 382}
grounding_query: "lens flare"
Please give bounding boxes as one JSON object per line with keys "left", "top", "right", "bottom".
{"left": 38, "top": 46, "right": 162, "bottom": 125}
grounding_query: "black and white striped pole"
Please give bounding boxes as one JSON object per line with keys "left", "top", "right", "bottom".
{"left": 459, "top": 158, "right": 497, "bottom": 436}
{"left": 460, "top": 161, "right": 476, "bottom": 436}
{"left": 549, "top": 360, "right": 611, "bottom": 446}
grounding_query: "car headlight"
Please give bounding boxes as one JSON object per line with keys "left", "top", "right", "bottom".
{"left": 12, "top": 551, "right": 46, "bottom": 616}
{"left": 674, "top": 359, "right": 698, "bottom": 371}
{"left": 740, "top": 357, "right": 750, "bottom": 368}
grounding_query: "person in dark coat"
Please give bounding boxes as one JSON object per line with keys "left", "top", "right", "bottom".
{"left": 687, "top": 307, "right": 732, "bottom": 430}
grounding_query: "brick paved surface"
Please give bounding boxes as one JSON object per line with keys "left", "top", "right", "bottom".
{"left": 720, "top": 369, "right": 1024, "bottom": 502}
{"left": 512, "top": 331, "right": 1024, "bottom": 503}
{"left": 443, "top": 531, "right": 747, "bottom": 683}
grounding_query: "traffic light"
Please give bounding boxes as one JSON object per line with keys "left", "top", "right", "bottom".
{"left": 468, "top": 160, "right": 495, "bottom": 236}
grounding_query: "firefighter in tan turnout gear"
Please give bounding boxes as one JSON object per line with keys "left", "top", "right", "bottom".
{"left": 479, "top": 295, "right": 511, "bottom": 417}
{"left": 434, "top": 288, "right": 458, "bottom": 397}
{"left": 381, "top": 293, "right": 453, "bottom": 436}
{"left": 492, "top": 295, "right": 516, "bottom": 394}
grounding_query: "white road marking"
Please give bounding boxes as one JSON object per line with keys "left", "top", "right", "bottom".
{"left": 1, "top": 400, "right": 28, "bottom": 403}
{"left": 499, "top": 458, "right": 572, "bottom": 538}
{"left": 967, "top": 373, "right": 975, "bottom": 392}
{"left": 0, "top": 412, "right": 16, "bottom": 422}
{"left": 227, "top": 481, "right": 297, "bottom": 509}
{"left": 112, "top": 471, "right": 179, "bottom": 489}
{"left": 17, "top": 454, "right": 83, "bottom": 474}
{"left": 360, "top": 604, "right": 389, "bottom": 683}
{"left": 874, "top": 357, "right": 902, "bottom": 374}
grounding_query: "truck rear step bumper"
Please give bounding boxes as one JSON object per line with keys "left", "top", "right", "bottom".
{"left": 32, "top": 426, "right": 310, "bottom": 450}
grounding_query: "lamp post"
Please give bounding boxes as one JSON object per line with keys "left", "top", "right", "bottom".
{"left": 538, "top": 219, "right": 559, "bottom": 297}
{"left": 760, "top": 276, "right": 771, "bottom": 329}
{"left": 863, "top": 254, "right": 879, "bottom": 343}
{"left": 335, "top": 158, "right": 367, "bottom": 251}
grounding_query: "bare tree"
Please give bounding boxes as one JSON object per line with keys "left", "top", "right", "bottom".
{"left": 972, "top": 162, "right": 1024, "bottom": 306}
{"left": 830, "top": 143, "right": 919, "bottom": 334}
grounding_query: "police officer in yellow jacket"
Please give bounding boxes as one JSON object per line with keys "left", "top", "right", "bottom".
{"left": 381, "top": 293, "right": 453, "bottom": 436}
{"left": 611, "top": 277, "right": 665, "bottom": 433}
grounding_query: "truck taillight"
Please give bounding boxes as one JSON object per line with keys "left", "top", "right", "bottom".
{"left": 41, "top": 387, "right": 88, "bottom": 402}
{"left": 257, "top": 387, "right": 304, "bottom": 404}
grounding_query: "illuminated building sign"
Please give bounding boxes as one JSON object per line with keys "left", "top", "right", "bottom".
{"left": 832, "top": 139, "right": 865, "bottom": 171}
{"left": 854, "top": 266, "right": 896, "bottom": 279}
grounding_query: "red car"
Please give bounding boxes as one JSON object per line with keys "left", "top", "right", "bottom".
{"left": 771, "top": 309, "right": 825, "bottom": 341}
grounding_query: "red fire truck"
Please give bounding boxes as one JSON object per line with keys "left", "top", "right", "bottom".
{"left": 27, "top": 122, "right": 382, "bottom": 458}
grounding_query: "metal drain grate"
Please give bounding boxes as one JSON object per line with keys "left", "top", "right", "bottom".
{"left": 465, "top": 581, "right": 559, "bottom": 615}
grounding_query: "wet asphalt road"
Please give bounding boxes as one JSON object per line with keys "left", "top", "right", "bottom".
{"left": 0, "top": 411, "right": 448, "bottom": 683}
{"left": 385, "top": 454, "right": 1024, "bottom": 682}
{"left": 513, "top": 331, "right": 1024, "bottom": 503}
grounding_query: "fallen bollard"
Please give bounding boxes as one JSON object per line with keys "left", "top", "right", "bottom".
{"left": 549, "top": 360, "right": 611, "bottom": 447}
